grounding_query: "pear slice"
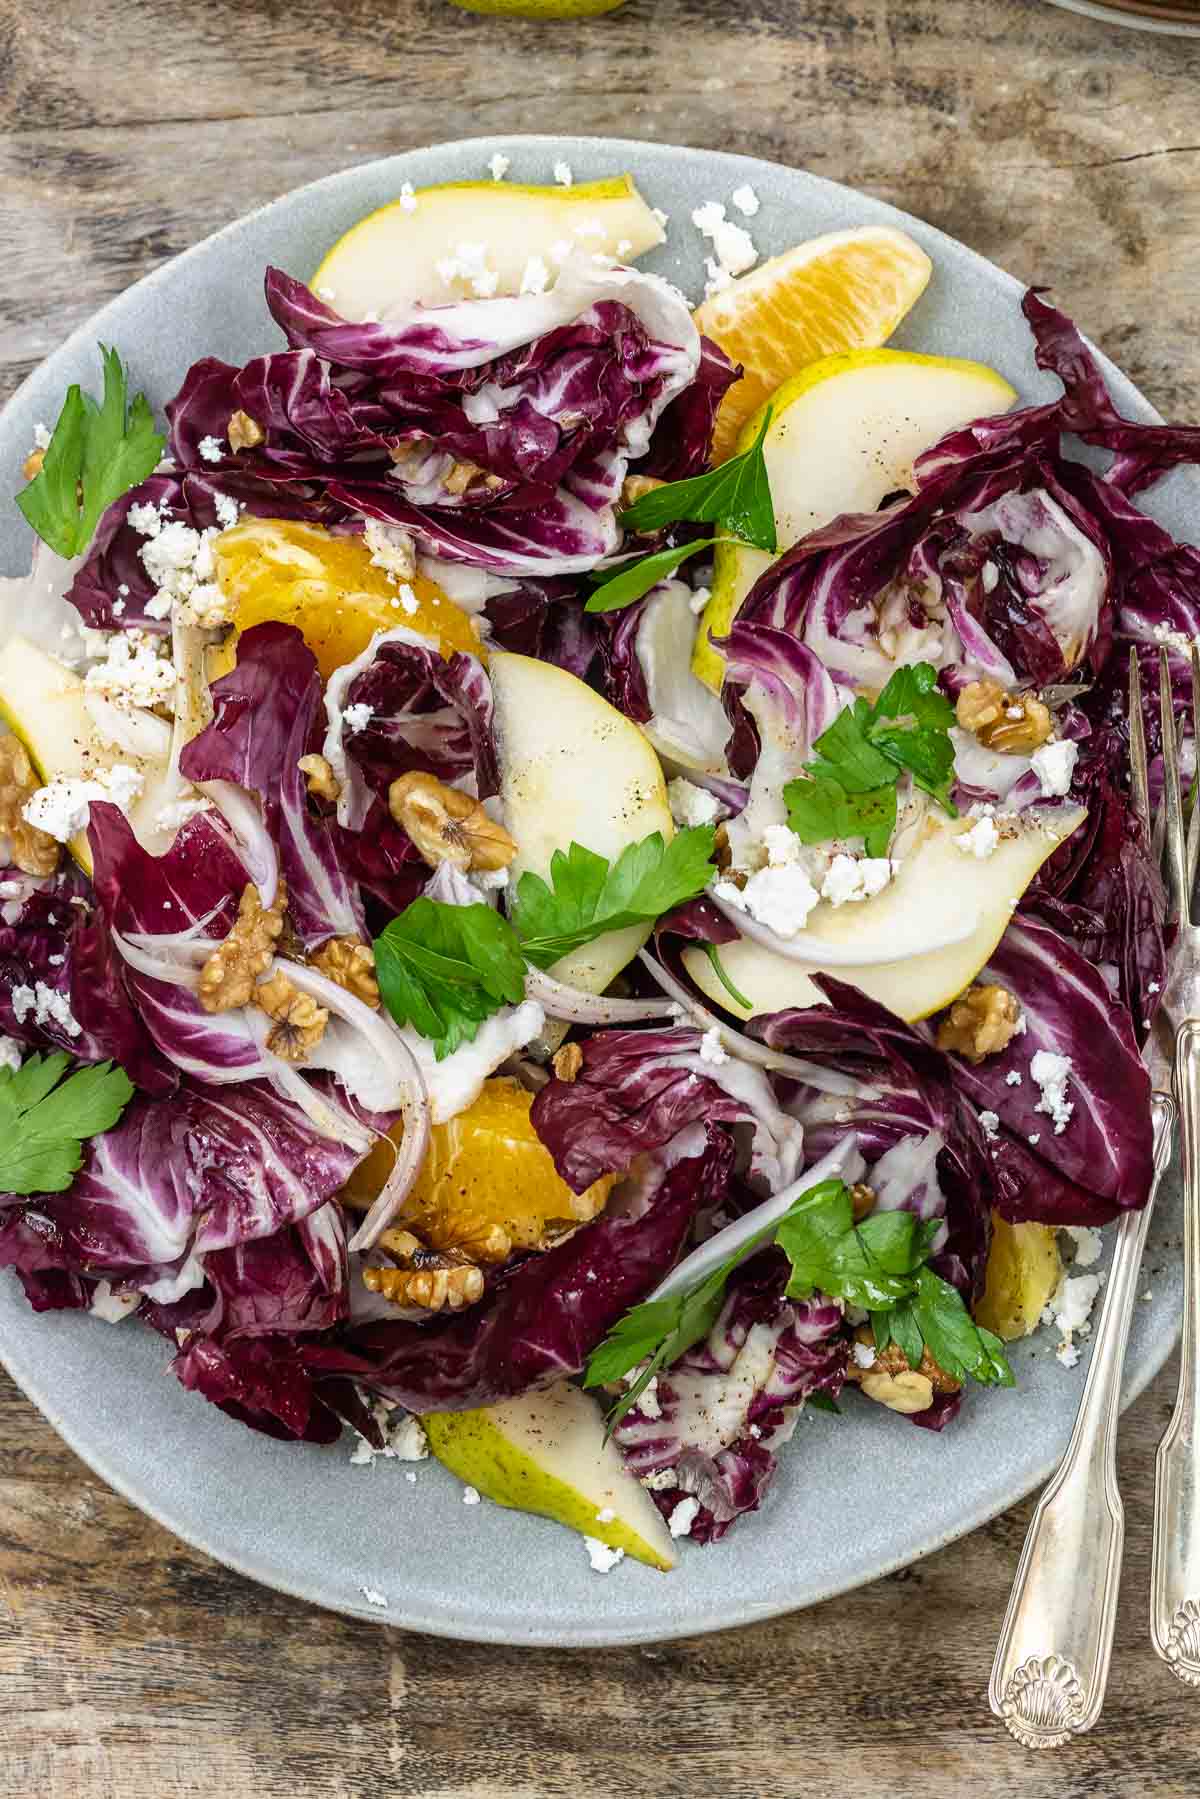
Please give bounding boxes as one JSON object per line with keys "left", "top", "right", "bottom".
{"left": 312, "top": 176, "right": 665, "bottom": 320}
{"left": 975, "top": 1217, "right": 1062, "bottom": 1342}
{"left": 423, "top": 1381, "right": 676, "bottom": 1571}
{"left": 693, "top": 349, "right": 1017, "bottom": 690}
{"left": 683, "top": 809, "right": 1084, "bottom": 1024}
{"left": 0, "top": 635, "right": 171, "bottom": 877}
{"left": 489, "top": 648, "right": 674, "bottom": 994}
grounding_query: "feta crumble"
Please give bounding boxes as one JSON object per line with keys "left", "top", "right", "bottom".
{"left": 637, "top": 1375, "right": 662, "bottom": 1420}
{"left": 667, "top": 777, "right": 720, "bottom": 830}
{"left": 1063, "top": 1224, "right": 1103, "bottom": 1268}
{"left": 553, "top": 160, "right": 574, "bottom": 188}
{"left": 584, "top": 1537, "right": 625, "bottom": 1572}
{"left": 363, "top": 519, "right": 417, "bottom": 583}
{"left": 33, "top": 422, "right": 52, "bottom": 451}
{"left": 0, "top": 1035, "right": 23, "bottom": 1073}
{"left": 979, "top": 1110, "right": 1001, "bottom": 1142}
{"left": 692, "top": 200, "right": 757, "bottom": 295}
{"left": 730, "top": 184, "right": 760, "bottom": 217}
{"left": 1006, "top": 1070, "right": 1023, "bottom": 1087}
{"left": 955, "top": 814, "right": 1000, "bottom": 859}
{"left": 10, "top": 980, "right": 81, "bottom": 1038}
{"left": 487, "top": 152, "right": 511, "bottom": 182}
{"left": 1031, "top": 738, "right": 1078, "bottom": 799}
{"left": 342, "top": 702, "right": 375, "bottom": 734}
{"left": 819, "top": 854, "right": 893, "bottom": 906}
{"left": 436, "top": 241, "right": 499, "bottom": 298}
{"left": 22, "top": 764, "right": 145, "bottom": 842}
{"left": 667, "top": 1496, "right": 701, "bottom": 1539}
{"left": 519, "top": 254, "right": 551, "bottom": 297}
{"left": 595, "top": 1507, "right": 616, "bottom": 1524}
{"left": 698, "top": 1026, "right": 729, "bottom": 1066}
{"left": 1031, "top": 1049, "right": 1074, "bottom": 1134}
{"left": 641, "top": 1468, "right": 675, "bottom": 1491}
{"left": 84, "top": 630, "right": 177, "bottom": 714}
{"left": 197, "top": 434, "right": 224, "bottom": 464}
{"left": 716, "top": 863, "right": 819, "bottom": 938}
{"left": 1044, "top": 1270, "right": 1101, "bottom": 1367}
{"left": 462, "top": 1485, "right": 481, "bottom": 1507}
{"left": 153, "top": 792, "right": 212, "bottom": 833}
{"left": 851, "top": 1341, "right": 877, "bottom": 1369}
{"left": 762, "top": 823, "right": 802, "bottom": 866}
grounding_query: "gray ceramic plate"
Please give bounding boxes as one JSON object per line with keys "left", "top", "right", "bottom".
{"left": 0, "top": 136, "right": 1188, "bottom": 1647}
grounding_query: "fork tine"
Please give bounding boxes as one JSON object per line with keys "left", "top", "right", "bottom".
{"left": 1160, "top": 646, "right": 1189, "bottom": 924}
{"left": 1129, "top": 645, "right": 1151, "bottom": 837}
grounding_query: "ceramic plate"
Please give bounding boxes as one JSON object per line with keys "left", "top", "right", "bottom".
{"left": 0, "top": 136, "right": 1187, "bottom": 1646}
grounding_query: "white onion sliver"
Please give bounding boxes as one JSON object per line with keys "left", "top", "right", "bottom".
{"left": 636, "top": 951, "right": 878, "bottom": 1101}
{"left": 707, "top": 887, "right": 977, "bottom": 967}
{"left": 648, "top": 1135, "right": 866, "bottom": 1308}
{"left": 524, "top": 965, "right": 678, "bottom": 1026}
{"left": 113, "top": 929, "right": 205, "bottom": 987}
{"left": 200, "top": 780, "right": 279, "bottom": 909}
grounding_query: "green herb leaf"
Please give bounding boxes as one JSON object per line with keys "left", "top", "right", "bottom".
{"left": 584, "top": 537, "right": 721, "bottom": 614}
{"left": 783, "top": 772, "right": 897, "bottom": 860}
{"left": 910, "top": 1267, "right": 1016, "bottom": 1387}
{"left": 805, "top": 1391, "right": 841, "bottom": 1416}
{"left": 16, "top": 347, "right": 164, "bottom": 559}
{"left": 374, "top": 899, "right": 529, "bottom": 1059}
{"left": 778, "top": 1186, "right": 936, "bottom": 1311}
{"left": 512, "top": 827, "right": 717, "bottom": 967}
{"left": 703, "top": 942, "right": 752, "bottom": 1012}
{"left": 0, "top": 1054, "right": 134, "bottom": 1196}
{"left": 869, "top": 662, "right": 958, "bottom": 807}
{"left": 618, "top": 409, "right": 778, "bottom": 553}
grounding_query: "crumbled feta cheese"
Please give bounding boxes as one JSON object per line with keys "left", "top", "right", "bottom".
{"left": 1045, "top": 1270, "right": 1101, "bottom": 1369}
{"left": 981, "top": 559, "right": 999, "bottom": 593}
{"left": 99, "top": 764, "right": 145, "bottom": 811}
{"left": 363, "top": 519, "right": 416, "bottom": 584}
{"left": 1031, "top": 738, "right": 1079, "bottom": 799}
{"left": 688, "top": 584, "right": 711, "bottom": 617}
{"left": 1063, "top": 1224, "right": 1103, "bottom": 1268}
{"left": 23, "top": 763, "right": 145, "bottom": 842}
{"left": 730, "top": 184, "right": 760, "bottom": 217}
{"left": 726, "top": 863, "right": 820, "bottom": 938}
{"left": 1028, "top": 1132, "right": 1041, "bottom": 1146}
{"left": 153, "top": 792, "right": 212, "bottom": 833}
{"left": 637, "top": 1375, "right": 662, "bottom": 1420}
{"left": 667, "top": 777, "right": 720, "bottom": 830}
{"left": 470, "top": 866, "right": 510, "bottom": 894}
{"left": 112, "top": 596, "right": 126, "bottom": 618}
{"left": 361, "top": 1587, "right": 389, "bottom": 1609}
{"left": 1006, "top": 1070, "right": 1023, "bottom": 1087}
{"left": 668, "top": 1496, "right": 701, "bottom": 1539}
{"left": 33, "top": 422, "right": 52, "bottom": 450}
{"left": 348, "top": 1438, "right": 376, "bottom": 1467}
{"left": 213, "top": 491, "right": 240, "bottom": 531}
{"left": 762, "top": 824, "right": 801, "bottom": 866}
{"left": 10, "top": 980, "right": 81, "bottom": 1038}
{"left": 399, "top": 182, "right": 417, "bottom": 212}
{"left": 553, "top": 160, "right": 574, "bottom": 188}
{"left": 487, "top": 152, "right": 510, "bottom": 182}
{"left": 691, "top": 200, "right": 758, "bottom": 288}
{"left": 342, "top": 702, "right": 374, "bottom": 733}
{"left": 126, "top": 500, "right": 166, "bottom": 537}
{"left": 1056, "top": 1340, "right": 1080, "bottom": 1369}
{"left": 461, "top": 1485, "right": 481, "bottom": 1507}
{"left": 315, "top": 285, "right": 337, "bottom": 301}
{"left": 1031, "top": 1049, "right": 1074, "bottom": 1134}
{"left": 85, "top": 631, "right": 177, "bottom": 711}
{"left": 955, "top": 814, "right": 1000, "bottom": 859}
{"left": 698, "top": 1026, "right": 729, "bottom": 1067}
{"left": 819, "top": 854, "right": 894, "bottom": 906}
{"left": 979, "top": 1110, "right": 1001, "bottom": 1142}
{"left": 1149, "top": 981, "right": 1161, "bottom": 994}
{"left": 0, "top": 1035, "right": 22, "bottom": 1073}
{"left": 584, "top": 1537, "right": 624, "bottom": 1572}
{"left": 641, "top": 1468, "right": 675, "bottom": 1491}
{"left": 595, "top": 1507, "right": 616, "bottom": 1524}
{"left": 197, "top": 434, "right": 224, "bottom": 464}
{"left": 851, "top": 1341, "right": 877, "bottom": 1369}
{"left": 519, "top": 254, "right": 550, "bottom": 297}
{"left": 404, "top": 1470, "right": 418, "bottom": 1483}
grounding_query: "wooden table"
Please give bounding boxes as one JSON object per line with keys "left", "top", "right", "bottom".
{"left": 3, "top": 0, "right": 1200, "bottom": 1791}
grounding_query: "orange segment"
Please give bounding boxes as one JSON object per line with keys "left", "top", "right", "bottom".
{"left": 340, "top": 1076, "right": 617, "bottom": 1263}
{"left": 694, "top": 225, "right": 933, "bottom": 463}
{"left": 211, "top": 518, "right": 484, "bottom": 682}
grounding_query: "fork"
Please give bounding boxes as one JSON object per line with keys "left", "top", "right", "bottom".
{"left": 989, "top": 647, "right": 1177, "bottom": 1747}
{"left": 1150, "top": 642, "right": 1200, "bottom": 1686}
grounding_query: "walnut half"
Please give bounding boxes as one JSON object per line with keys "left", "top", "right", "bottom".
{"left": 845, "top": 1329, "right": 960, "bottom": 1413}
{"left": 364, "top": 1232, "right": 485, "bottom": 1312}
{"left": 388, "top": 771, "right": 517, "bottom": 873}
{"left": 255, "top": 969, "right": 329, "bottom": 1061}
{"left": 936, "top": 982, "right": 1023, "bottom": 1065}
{"left": 955, "top": 679, "right": 1052, "bottom": 755}
{"left": 298, "top": 753, "right": 340, "bottom": 802}
{"left": 198, "top": 882, "right": 286, "bottom": 1013}
{"left": 0, "top": 737, "right": 61, "bottom": 878}
{"left": 312, "top": 936, "right": 380, "bottom": 1008}
{"left": 227, "top": 409, "right": 265, "bottom": 452}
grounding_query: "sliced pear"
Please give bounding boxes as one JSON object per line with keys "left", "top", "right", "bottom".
{"left": 683, "top": 809, "right": 1084, "bottom": 1024}
{"left": 489, "top": 649, "right": 673, "bottom": 994}
{"left": 0, "top": 635, "right": 173, "bottom": 877}
{"left": 693, "top": 350, "right": 1017, "bottom": 690}
{"left": 975, "top": 1216, "right": 1062, "bottom": 1342}
{"left": 312, "top": 176, "right": 665, "bottom": 320}
{"left": 423, "top": 1381, "right": 676, "bottom": 1571}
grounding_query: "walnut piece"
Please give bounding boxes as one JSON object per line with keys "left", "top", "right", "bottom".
{"left": 198, "top": 882, "right": 286, "bottom": 1012}
{"left": 255, "top": 969, "right": 329, "bottom": 1061}
{"left": 859, "top": 1367, "right": 936, "bottom": 1414}
{"left": 936, "top": 982, "right": 1023, "bottom": 1065}
{"left": 227, "top": 409, "right": 265, "bottom": 452}
{"left": 364, "top": 1236, "right": 486, "bottom": 1312}
{"left": 22, "top": 448, "right": 45, "bottom": 482}
{"left": 848, "top": 1182, "right": 876, "bottom": 1223}
{"left": 955, "top": 679, "right": 1052, "bottom": 755}
{"left": 551, "top": 1042, "right": 584, "bottom": 1084}
{"left": 312, "top": 936, "right": 380, "bottom": 1008}
{"left": 0, "top": 737, "right": 61, "bottom": 877}
{"left": 443, "top": 458, "right": 483, "bottom": 497}
{"left": 846, "top": 1329, "right": 961, "bottom": 1396}
{"left": 388, "top": 771, "right": 517, "bottom": 873}
{"left": 620, "top": 473, "right": 666, "bottom": 513}
{"left": 298, "top": 753, "right": 340, "bottom": 802}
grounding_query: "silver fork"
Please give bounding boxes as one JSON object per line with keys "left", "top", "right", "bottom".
{"left": 1151, "top": 642, "right": 1200, "bottom": 1686}
{"left": 989, "top": 647, "right": 1177, "bottom": 1747}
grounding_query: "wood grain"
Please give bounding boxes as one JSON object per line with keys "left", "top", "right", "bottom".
{"left": 3, "top": 0, "right": 1200, "bottom": 1792}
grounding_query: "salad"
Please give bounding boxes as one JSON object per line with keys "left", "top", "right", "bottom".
{"left": 0, "top": 162, "right": 1187, "bottom": 1574}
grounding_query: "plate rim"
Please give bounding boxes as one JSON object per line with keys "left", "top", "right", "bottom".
{"left": 0, "top": 132, "right": 1183, "bottom": 1645}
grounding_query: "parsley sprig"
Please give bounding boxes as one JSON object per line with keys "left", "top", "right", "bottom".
{"left": 373, "top": 827, "right": 718, "bottom": 1053}
{"left": 17, "top": 347, "right": 164, "bottom": 559}
{"left": 585, "top": 411, "right": 777, "bottom": 615}
{"left": 0, "top": 1053, "right": 134, "bottom": 1195}
{"left": 784, "top": 662, "right": 958, "bottom": 858}
{"left": 585, "top": 1177, "right": 1012, "bottom": 1432}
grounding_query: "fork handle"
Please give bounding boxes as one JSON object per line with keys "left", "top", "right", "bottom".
{"left": 990, "top": 1091, "right": 1175, "bottom": 1747}
{"left": 1154, "top": 1022, "right": 1200, "bottom": 1683}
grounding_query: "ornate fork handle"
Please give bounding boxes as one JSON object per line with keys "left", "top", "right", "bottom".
{"left": 1154, "top": 1021, "right": 1200, "bottom": 1684}
{"left": 990, "top": 1091, "right": 1175, "bottom": 1747}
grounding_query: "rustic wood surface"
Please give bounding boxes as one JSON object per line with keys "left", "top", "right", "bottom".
{"left": 3, "top": 0, "right": 1200, "bottom": 1792}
